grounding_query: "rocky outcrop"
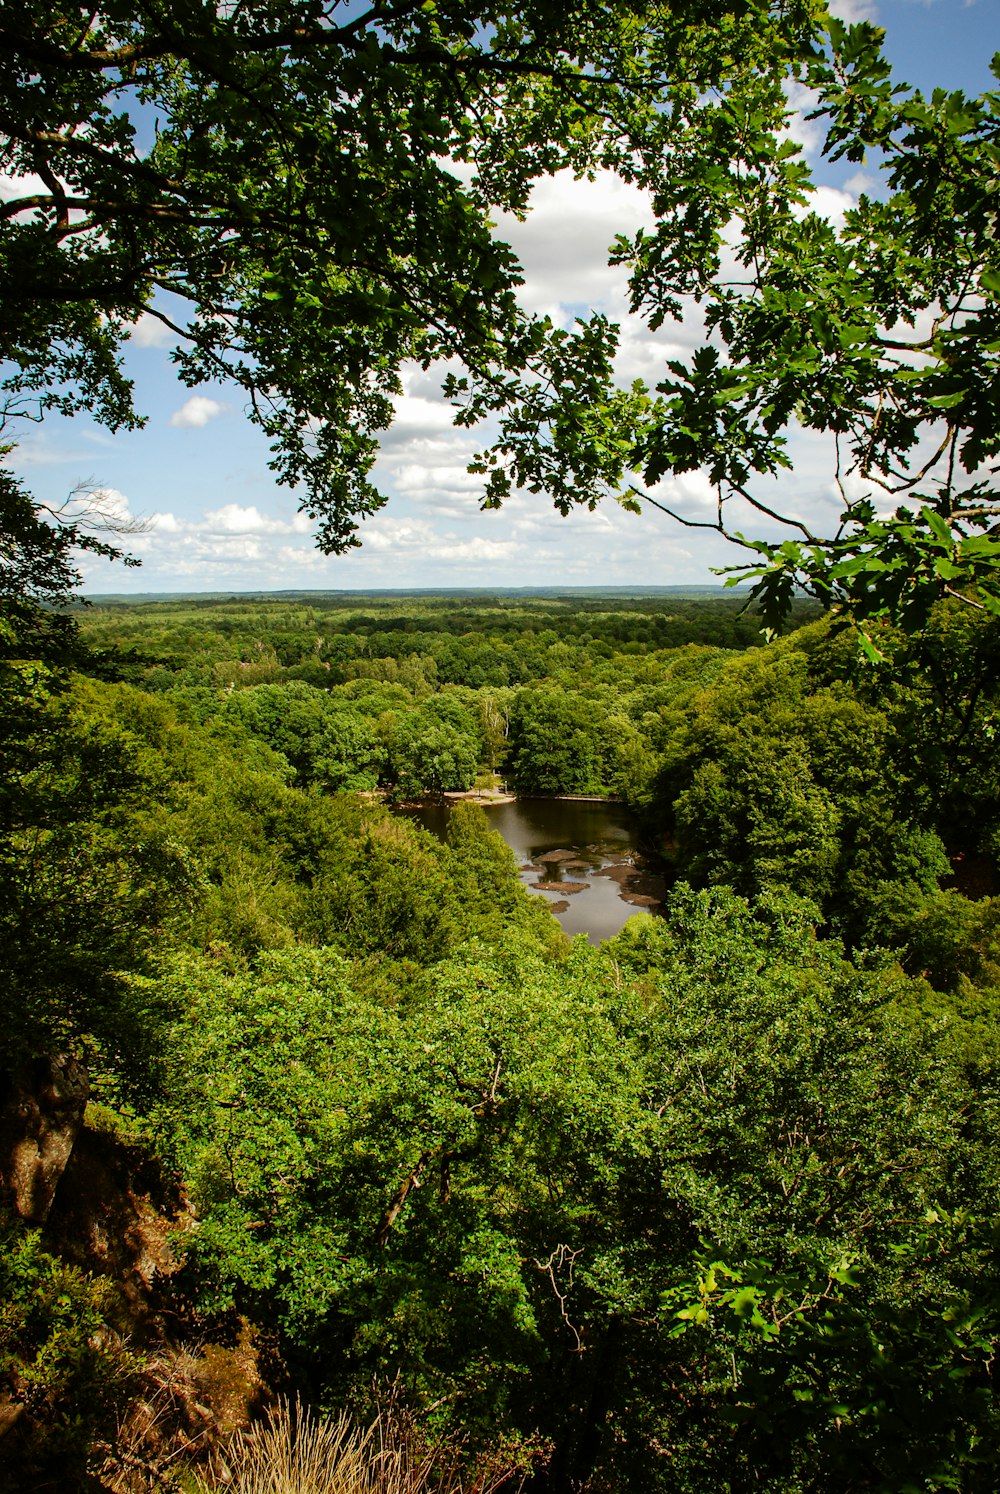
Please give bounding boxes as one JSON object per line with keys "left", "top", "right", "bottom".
{"left": 0, "top": 1065, "right": 267, "bottom": 1487}
{"left": 46, "top": 1122, "right": 195, "bottom": 1319}
{"left": 0, "top": 1054, "right": 89, "bottom": 1224}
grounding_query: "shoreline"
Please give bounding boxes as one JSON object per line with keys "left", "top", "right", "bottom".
{"left": 441, "top": 789, "right": 624, "bottom": 807}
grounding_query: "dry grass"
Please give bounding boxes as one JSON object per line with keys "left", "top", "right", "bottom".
{"left": 193, "top": 1400, "right": 525, "bottom": 1494}
{"left": 198, "top": 1403, "right": 369, "bottom": 1493}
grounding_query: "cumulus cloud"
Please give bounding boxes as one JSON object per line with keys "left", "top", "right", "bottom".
{"left": 394, "top": 462, "right": 484, "bottom": 499}
{"left": 129, "top": 312, "right": 178, "bottom": 348}
{"left": 782, "top": 80, "right": 825, "bottom": 158}
{"left": 198, "top": 502, "right": 312, "bottom": 536}
{"left": 794, "top": 183, "right": 857, "bottom": 230}
{"left": 169, "top": 395, "right": 225, "bottom": 428}
{"left": 88, "top": 485, "right": 133, "bottom": 522}
{"left": 77, "top": 468, "right": 742, "bottom": 591}
{"left": 0, "top": 169, "right": 50, "bottom": 205}
{"left": 79, "top": 494, "right": 324, "bottom": 579}
{"left": 496, "top": 169, "right": 653, "bottom": 322}
{"left": 362, "top": 514, "right": 523, "bottom": 564}
{"left": 379, "top": 390, "right": 463, "bottom": 447}
{"left": 829, "top": 0, "right": 879, "bottom": 18}
{"left": 149, "top": 509, "right": 181, "bottom": 533}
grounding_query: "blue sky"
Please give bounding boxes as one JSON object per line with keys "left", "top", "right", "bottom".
{"left": 6, "top": 0, "right": 998, "bottom": 594}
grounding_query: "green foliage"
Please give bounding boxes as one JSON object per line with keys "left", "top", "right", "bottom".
{"left": 589, "top": 890, "right": 1000, "bottom": 1491}
{"left": 506, "top": 690, "right": 610, "bottom": 795}
{"left": 2, "top": 591, "right": 999, "bottom": 1489}
{"left": 220, "top": 682, "right": 337, "bottom": 785}
{"left": 389, "top": 707, "right": 479, "bottom": 801}
{"left": 0, "top": 1216, "right": 136, "bottom": 1491}
{"left": 621, "top": 617, "right": 994, "bottom": 942}
{"left": 443, "top": 802, "right": 566, "bottom": 955}
{"left": 0, "top": 0, "right": 818, "bottom": 555}
{"left": 315, "top": 705, "right": 385, "bottom": 794}
{"left": 151, "top": 936, "right": 637, "bottom": 1452}
{"left": 0, "top": 677, "right": 197, "bottom": 1075}
{"left": 666, "top": 1215, "right": 1000, "bottom": 1494}
{"left": 136, "top": 883, "right": 1000, "bottom": 1490}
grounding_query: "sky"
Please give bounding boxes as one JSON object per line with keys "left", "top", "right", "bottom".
{"left": 7, "top": 0, "right": 999, "bottom": 595}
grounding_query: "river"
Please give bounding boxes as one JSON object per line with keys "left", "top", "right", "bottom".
{"left": 401, "top": 797, "right": 665, "bottom": 944}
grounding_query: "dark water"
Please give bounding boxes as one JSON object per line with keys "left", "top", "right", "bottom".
{"left": 402, "top": 797, "right": 664, "bottom": 945}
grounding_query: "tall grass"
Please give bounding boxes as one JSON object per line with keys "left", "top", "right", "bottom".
{"left": 196, "top": 1401, "right": 523, "bottom": 1494}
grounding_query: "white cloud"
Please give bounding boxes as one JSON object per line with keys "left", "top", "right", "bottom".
{"left": 394, "top": 462, "right": 484, "bottom": 499}
{"left": 277, "top": 544, "right": 327, "bottom": 568}
{"left": 782, "top": 80, "right": 824, "bottom": 158}
{"left": 200, "top": 503, "right": 292, "bottom": 535}
{"left": 100, "top": 499, "right": 319, "bottom": 569}
{"left": 380, "top": 390, "right": 461, "bottom": 445}
{"left": 169, "top": 395, "right": 225, "bottom": 428}
{"left": 0, "top": 170, "right": 48, "bottom": 204}
{"left": 613, "top": 314, "right": 706, "bottom": 384}
{"left": 844, "top": 170, "right": 878, "bottom": 198}
{"left": 77, "top": 474, "right": 743, "bottom": 591}
{"left": 792, "top": 182, "right": 857, "bottom": 231}
{"left": 88, "top": 485, "right": 133, "bottom": 522}
{"left": 11, "top": 438, "right": 94, "bottom": 467}
{"left": 129, "top": 312, "right": 177, "bottom": 348}
{"left": 348, "top": 512, "right": 524, "bottom": 565}
{"left": 495, "top": 170, "right": 654, "bottom": 321}
{"left": 150, "top": 510, "right": 181, "bottom": 533}
{"left": 829, "top": 0, "right": 879, "bottom": 18}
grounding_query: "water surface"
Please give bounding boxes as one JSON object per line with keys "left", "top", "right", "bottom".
{"left": 403, "top": 797, "right": 664, "bottom": 945}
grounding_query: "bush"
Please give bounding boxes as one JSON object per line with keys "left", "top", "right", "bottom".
{"left": 0, "top": 1216, "right": 137, "bottom": 1492}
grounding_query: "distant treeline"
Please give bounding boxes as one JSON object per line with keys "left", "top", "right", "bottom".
{"left": 81, "top": 593, "right": 819, "bottom": 690}
{"left": 73, "top": 595, "right": 816, "bottom": 801}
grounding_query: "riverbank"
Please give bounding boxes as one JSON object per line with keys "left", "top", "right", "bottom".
{"left": 440, "top": 788, "right": 625, "bottom": 807}
{"left": 442, "top": 787, "right": 516, "bottom": 805}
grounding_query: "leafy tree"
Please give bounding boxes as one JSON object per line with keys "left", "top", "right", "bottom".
{"left": 506, "top": 689, "right": 609, "bottom": 795}
{"left": 628, "top": 625, "right": 962, "bottom": 937}
{"left": 391, "top": 715, "right": 479, "bottom": 800}
{"left": 849, "top": 604, "right": 1000, "bottom": 860}
{"left": 443, "top": 800, "right": 566, "bottom": 954}
{"left": 0, "top": 678, "right": 195, "bottom": 1076}
{"left": 674, "top": 741, "right": 843, "bottom": 903}
{"left": 315, "top": 704, "right": 386, "bottom": 793}
{"left": 588, "top": 889, "right": 1000, "bottom": 1492}
{"left": 1, "top": 0, "right": 816, "bottom": 555}
{"left": 147, "top": 886, "right": 1000, "bottom": 1491}
{"left": 220, "top": 681, "right": 331, "bottom": 784}
{"left": 463, "top": 26, "right": 1000, "bottom": 638}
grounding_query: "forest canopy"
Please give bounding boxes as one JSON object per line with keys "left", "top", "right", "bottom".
{"left": 2, "top": 2, "right": 999, "bottom": 628}
{"left": 2, "top": 590, "right": 999, "bottom": 1489}
{"left": 4, "top": 4, "right": 1000, "bottom": 1486}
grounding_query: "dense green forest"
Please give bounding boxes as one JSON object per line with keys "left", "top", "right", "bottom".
{"left": 3, "top": 589, "right": 1000, "bottom": 1491}
{"left": 5, "top": 0, "right": 1000, "bottom": 1487}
